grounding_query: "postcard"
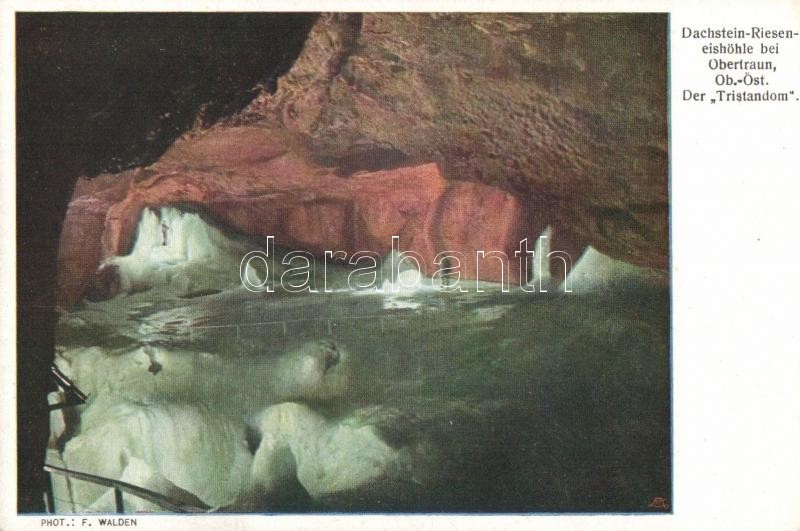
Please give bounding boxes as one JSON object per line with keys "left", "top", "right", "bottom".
{"left": 1, "top": 2, "right": 798, "bottom": 530}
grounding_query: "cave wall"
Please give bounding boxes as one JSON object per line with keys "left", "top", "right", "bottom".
{"left": 58, "top": 126, "right": 540, "bottom": 305}
{"left": 16, "top": 12, "right": 317, "bottom": 512}
{"left": 245, "top": 13, "right": 669, "bottom": 269}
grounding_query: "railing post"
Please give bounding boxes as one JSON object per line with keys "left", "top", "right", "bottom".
{"left": 114, "top": 486, "right": 124, "bottom": 514}
{"left": 44, "top": 471, "right": 55, "bottom": 513}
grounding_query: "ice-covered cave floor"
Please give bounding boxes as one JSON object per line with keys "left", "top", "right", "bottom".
{"left": 49, "top": 208, "right": 671, "bottom": 513}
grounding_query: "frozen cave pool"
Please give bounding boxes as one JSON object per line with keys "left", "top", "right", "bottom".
{"left": 49, "top": 208, "right": 671, "bottom": 514}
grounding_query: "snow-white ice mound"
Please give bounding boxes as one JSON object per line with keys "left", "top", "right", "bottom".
{"left": 563, "top": 246, "right": 668, "bottom": 292}
{"left": 62, "top": 398, "right": 253, "bottom": 509}
{"left": 528, "top": 228, "right": 667, "bottom": 292}
{"left": 51, "top": 340, "right": 372, "bottom": 511}
{"left": 248, "top": 402, "right": 412, "bottom": 500}
{"left": 55, "top": 339, "right": 351, "bottom": 413}
{"left": 86, "top": 457, "right": 208, "bottom": 513}
{"left": 105, "top": 207, "right": 267, "bottom": 297}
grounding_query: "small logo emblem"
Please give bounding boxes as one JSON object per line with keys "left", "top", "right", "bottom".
{"left": 648, "top": 496, "right": 669, "bottom": 510}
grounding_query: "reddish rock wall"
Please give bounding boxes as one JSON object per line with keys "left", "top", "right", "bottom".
{"left": 57, "top": 127, "right": 536, "bottom": 306}
{"left": 56, "top": 13, "right": 670, "bottom": 306}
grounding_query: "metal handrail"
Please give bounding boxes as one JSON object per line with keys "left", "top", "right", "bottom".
{"left": 44, "top": 463, "right": 210, "bottom": 513}
{"left": 49, "top": 365, "right": 88, "bottom": 410}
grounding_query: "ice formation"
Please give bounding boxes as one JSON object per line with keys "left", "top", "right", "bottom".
{"left": 86, "top": 457, "right": 208, "bottom": 513}
{"left": 106, "top": 207, "right": 263, "bottom": 297}
{"left": 248, "top": 402, "right": 411, "bottom": 500}
{"left": 62, "top": 398, "right": 253, "bottom": 508}
{"left": 55, "top": 340, "right": 351, "bottom": 414}
{"left": 529, "top": 227, "right": 668, "bottom": 292}
{"left": 50, "top": 340, "right": 372, "bottom": 511}
{"left": 563, "top": 246, "right": 668, "bottom": 291}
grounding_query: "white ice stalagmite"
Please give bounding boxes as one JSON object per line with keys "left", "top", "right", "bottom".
{"left": 561, "top": 246, "right": 668, "bottom": 292}
{"left": 530, "top": 226, "right": 553, "bottom": 289}
{"left": 379, "top": 249, "right": 432, "bottom": 294}
{"left": 523, "top": 226, "right": 667, "bottom": 293}
{"left": 106, "top": 206, "right": 263, "bottom": 297}
{"left": 372, "top": 250, "right": 443, "bottom": 309}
